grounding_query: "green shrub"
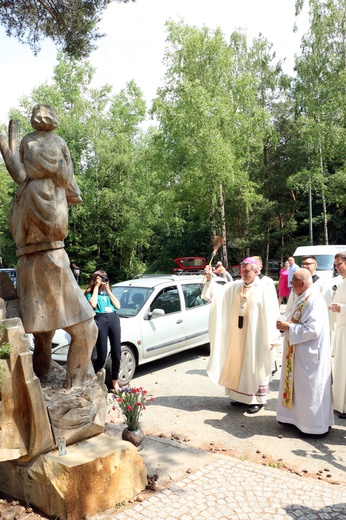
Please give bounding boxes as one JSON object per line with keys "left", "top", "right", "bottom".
{"left": 0, "top": 363, "right": 4, "bottom": 387}
{"left": 0, "top": 341, "right": 11, "bottom": 359}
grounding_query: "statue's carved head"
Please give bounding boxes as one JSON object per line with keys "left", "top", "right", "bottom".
{"left": 31, "top": 105, "right": 59, "bottom": 131}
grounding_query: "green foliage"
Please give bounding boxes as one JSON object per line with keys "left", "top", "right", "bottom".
{"left": 0, "top": 163, "right": 17, "bottom": 266}
{"left": 151, "top": 21, "right": 297, "bottom": 264}
{"left": 0, "top": 364, "right": 4, "bottom": 387}
{"left": 0, "top": 341, "right": 11, "bottom": 359}
{"left": 0, "top": 333, "right": 10, "bottom": 387}
{"left": 291, "top": 0, "right": 346, "bottom": 244}
{"left": 268, "top": 461, "right": 281, "bottom": 469}
{"left": 0, "top": 0, "right": 136, "bottom": 59}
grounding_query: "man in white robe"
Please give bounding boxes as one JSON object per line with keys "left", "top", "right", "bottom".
{"left": 276, "top": 269, "right": 334, "bottom": 436}
{"left": 329, "top": 252, "right": 346, "bottom": 419}
{"left": 286, "top": 255, "right": 340, "bottom": 336}
{"left": 203, "top": 257, "right": 281, "bottom": 414}
{"left": 286, "top": 255, "right": 322, "bottom": 313}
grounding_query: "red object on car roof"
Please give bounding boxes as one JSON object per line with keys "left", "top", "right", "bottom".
{"left": 172, "top": 257, "right": 206, "bottom": 274}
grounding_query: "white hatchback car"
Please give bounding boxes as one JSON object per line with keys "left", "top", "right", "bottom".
{"left": 30, "top": 275, "right": 226, "bottom": 386}
{"left": 109, "top": 275, "right": 225, "bottom": 385}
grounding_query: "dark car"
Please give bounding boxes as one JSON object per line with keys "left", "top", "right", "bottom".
{"left": 268, "top": 261, "right": 280, "bottom": 280}
{"left": 227, "top": 265, "right": 241, "bottom": 279}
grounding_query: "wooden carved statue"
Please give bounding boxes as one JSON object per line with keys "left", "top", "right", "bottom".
{"left": 0, "top": 105, "right": 98, "bottom": 388}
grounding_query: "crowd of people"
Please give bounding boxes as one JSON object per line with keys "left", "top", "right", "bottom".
{"left": 203, "top": 253, "right": 346, "bottom": 437}
{"left": 85, "top": 254, "right": 346, "bottom": 435}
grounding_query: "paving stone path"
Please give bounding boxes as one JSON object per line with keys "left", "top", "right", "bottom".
{"left": 92, "top": 454, "right": 346, "bottom": 520}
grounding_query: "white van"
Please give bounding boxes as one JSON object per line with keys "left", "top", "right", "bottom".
{"left": 293, "top": 245, "right": 346, "bottom": 279}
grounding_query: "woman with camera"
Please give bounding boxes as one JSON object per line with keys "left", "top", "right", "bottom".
{"left": 85, "top": 270, "right": 121, "bottom": 392}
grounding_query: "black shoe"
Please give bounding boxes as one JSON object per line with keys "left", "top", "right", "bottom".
{"left": 338, "top": 413, "right": 346, "bottom": 419}
{"left": 247, "top": 404, "right": 263, "bottom": 414}
{"left": 230, "top": 400, "right": 242, "bottom": 406}
{"left": 272, "top": 361, "right": 278, "bottom": 376}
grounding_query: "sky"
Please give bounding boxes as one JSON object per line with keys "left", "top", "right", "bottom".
{"left": 0, "top": 0, "right": 310, "bottom": 124}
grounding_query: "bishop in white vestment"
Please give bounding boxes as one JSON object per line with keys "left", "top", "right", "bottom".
{"left": 203, "top": 257, "right": 281, "bottom": 414}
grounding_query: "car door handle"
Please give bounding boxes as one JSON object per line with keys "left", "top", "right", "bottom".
{"left": 176, "top": 319, "right": 183, "bottom": 324}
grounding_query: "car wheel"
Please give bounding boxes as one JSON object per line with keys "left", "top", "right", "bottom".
{"left": 119, "top": 345, "right": 137, "bottom": 386}
{"left": 105, "top": 345, "right": 137, "bottom": 387}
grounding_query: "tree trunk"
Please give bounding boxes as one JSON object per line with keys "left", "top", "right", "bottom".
{"left": 318, "top": 133, "right": 329, "bottom": 245}
{"left": 219, "top": 183, "right": 228, "bottom": 267}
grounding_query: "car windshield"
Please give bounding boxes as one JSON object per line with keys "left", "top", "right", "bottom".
{"left": 295, "top": 255, "right": 334, "bottom": 271}
{"left": 111, "top": 286, "right": 153, "bottom": 317}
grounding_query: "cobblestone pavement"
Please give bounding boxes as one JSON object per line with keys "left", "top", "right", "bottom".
{"left": 92, "top": 454, "right": 346, "bottom": 520}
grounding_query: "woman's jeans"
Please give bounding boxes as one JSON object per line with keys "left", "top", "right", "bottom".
{"left": 92, "top": 312, "right": 121, "bottom": 380}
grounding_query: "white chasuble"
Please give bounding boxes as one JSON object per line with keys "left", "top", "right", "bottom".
{"left": 331, "top": 278, "right": 346, "bottom": 414}
{"left": 204, "top": 279, "right": 280, "bottom": 405}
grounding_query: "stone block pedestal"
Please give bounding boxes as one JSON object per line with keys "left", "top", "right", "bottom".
{"left": 0, "top": 433, "right": 147, "bottom": 520}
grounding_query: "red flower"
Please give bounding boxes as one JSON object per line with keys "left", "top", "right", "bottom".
{"left": 112, "top": 385, "right": 154, "bottom": 430}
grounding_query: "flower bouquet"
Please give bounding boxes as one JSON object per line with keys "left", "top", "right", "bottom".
{"left": 113, "top": 386, "right": 154, "bottom": 431}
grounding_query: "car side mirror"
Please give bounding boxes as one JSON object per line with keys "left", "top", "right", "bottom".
{"left": 149, "top": 308, "right": 165, "bottom": 319}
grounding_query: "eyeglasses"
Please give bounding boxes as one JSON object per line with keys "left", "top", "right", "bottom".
{"left": 302, "top": 262, "right": 314, "bottom": 266}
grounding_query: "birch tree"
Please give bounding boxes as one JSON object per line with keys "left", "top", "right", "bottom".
{"left": 293, "top": 0, "right": 346, "bottom": 244}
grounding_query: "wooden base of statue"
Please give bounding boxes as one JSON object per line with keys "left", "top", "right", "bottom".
{"left": 0, "top": 312, "right": 147, "bottom": 519}
{"left": 0, "top": 316, "right": 108, "bottom": 462}
{"left": 0, "top": 433, "right": 147, "bottom": 520}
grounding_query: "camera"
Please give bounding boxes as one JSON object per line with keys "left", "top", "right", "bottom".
{"left": 101, "top": 276, "right": 109, "bottom": 283}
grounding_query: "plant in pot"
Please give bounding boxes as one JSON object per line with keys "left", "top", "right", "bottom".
{"left": 113, "top": 386, "right": 154, "bottom": 450}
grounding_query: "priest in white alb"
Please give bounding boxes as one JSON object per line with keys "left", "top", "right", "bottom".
{"left": 202, "top": 257, "right": 281, "bottom": 414}
{"left": 276, "top": 268, "right": 334, "bottom": 436}
{"left": 329, "top": 252, "right": 346, "bottom": 419}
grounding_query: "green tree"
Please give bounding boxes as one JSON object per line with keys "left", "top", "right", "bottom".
{"left": 228, "top": 32, "right": 294, "bottom": 266}
{"left": 293, "top": 0, "right": 346, "bottom": 244}
{"left": 151, "top": 21, "right": 298, "bottom": 267}
{"left": 1, "top": 54, "right": 152, "bottom": 281}
{"left": 0, "top": 0, "right": 135, "bottom": 59}
{"left": 151, "top": 22, "right": 266, "bottom": 266}
{"left": 0, "top": 161, "right": 16, "bottom": 266}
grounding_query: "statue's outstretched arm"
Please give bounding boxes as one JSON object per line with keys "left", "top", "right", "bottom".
{"left": 0, "top": 121, "right": 26, "bottom": 184}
